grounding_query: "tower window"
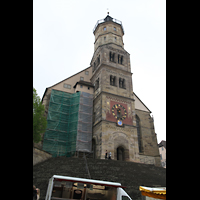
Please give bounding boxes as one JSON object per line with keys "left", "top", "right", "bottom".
{"left": 97, "top": 55, "right": 100, "bottom": 65}
{"left": 114, "top": 27, "right": 116, "bottom": 31}
{"left": 110, "top": 75, "right": 116, "bottom": 86}
{"left": 104, "top": 37, "right": 106, "bottom": 41}
{"left": 80, "top": 77, "right": 84, "bottom": 81}
{"left": 64, "top": 83, "right": 71, "bottom": 89}
{"left": 109, "top": 51, "right": 115, "bottom": 62}
{"left": 119, "top": 78, "right": 126, "bottom": 89}
{"left": 93, "top": 62, "right": 96, "bottom": 71}
{"left": 104, "top": 27, "right": 106, "bottom": 31}
{"left": 136, "top": 115, "right": 143, "bottom": 153}
{"left": 92, "top": 55, "right": 100, "bottom": 72}
{"left": 118, "top": 54, "right": 123, "bottom": 64}
{"left": 85, "top": 71, "right": 89, "bottom": 75}
{"left": 95, "top": 78, "right": 99, "bottom": 91}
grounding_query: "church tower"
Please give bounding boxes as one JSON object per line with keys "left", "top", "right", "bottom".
{"left": 90, "top": 14, "right": 140, "bottom": 162}
{"left": 40, "top": 14, "right": 161, "bottom": 166}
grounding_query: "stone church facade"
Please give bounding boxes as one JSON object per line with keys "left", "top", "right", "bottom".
{"left": 40, "top": 15, "right": 161, "bottom": 166}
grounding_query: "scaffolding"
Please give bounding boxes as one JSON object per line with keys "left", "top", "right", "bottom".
{"left": 42, "top": 89, "right": 93, "bottom": 157}
{"left": 76, "top": 92, "right": 93, "bottom": 152}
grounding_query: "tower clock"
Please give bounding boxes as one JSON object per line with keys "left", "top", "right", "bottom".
{"left": 111, "top": 104, "right": 127, "bottom": 126}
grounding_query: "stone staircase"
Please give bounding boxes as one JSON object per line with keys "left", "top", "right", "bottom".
{"left": 87, "top": 158, "right": 166, "bottom": 200}
{"left": 33, "top": 157, "right": 89, "bottom": 200}
{"left": 33, "top": 157, "right": 166, "bottom": 200}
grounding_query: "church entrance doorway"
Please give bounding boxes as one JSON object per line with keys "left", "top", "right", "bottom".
{"left": 117, "top": 146, "right": 125, "bottom": 161}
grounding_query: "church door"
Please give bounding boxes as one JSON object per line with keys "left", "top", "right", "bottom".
{"left": 117, "top": 147, "right": 125, "bottom": 161}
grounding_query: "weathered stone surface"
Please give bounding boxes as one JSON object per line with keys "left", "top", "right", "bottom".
{"left": 33, "top": 147, "right": 52, "bottom": 166}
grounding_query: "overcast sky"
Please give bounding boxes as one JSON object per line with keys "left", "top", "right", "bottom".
{"left": 33, "top": 0, "right": 166, "bottom": 143}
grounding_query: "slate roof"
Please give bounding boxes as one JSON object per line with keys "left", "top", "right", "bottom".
{"left": 158, "top": 140, "right": 166, "bottom": 149}
{"left": 73, "top": 80, "right": 94, "bottom": 88}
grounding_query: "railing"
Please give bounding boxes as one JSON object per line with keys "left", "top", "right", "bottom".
{"left": 93, "top": 18, "right": 124, "bottom": 34}
{"left": 83, "top": 152, "right": 91, "bottom": 179}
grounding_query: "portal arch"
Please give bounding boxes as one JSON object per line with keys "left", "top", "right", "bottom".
{"left": 113, "top": 133, "right": 129, "bottom": 161}
{"left": 117, "top": 146, "right": 125, "bottom": 161}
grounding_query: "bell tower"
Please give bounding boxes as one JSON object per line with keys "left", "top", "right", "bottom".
{"left": 93, "top": 15, "right": 124, "bottom": 51}
{"left": 90, "top": 15, "right": 140, "bottom": 162}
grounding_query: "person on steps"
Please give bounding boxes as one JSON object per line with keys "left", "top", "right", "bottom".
{"left": 33, "top": 185, "right": 37, "bottom": 200}
{"left": 36, "top": 188, "right": 40, "bottom": 200}
{"left": 108, "top": 152, "right": 112, "bottom": 159}
{"left": 105, "top": 150, "right": 108, "bottom": 159}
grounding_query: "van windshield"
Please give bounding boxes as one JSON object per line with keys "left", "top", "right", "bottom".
{"left": 51, "top": 180, "right": 117, "bottom": 200}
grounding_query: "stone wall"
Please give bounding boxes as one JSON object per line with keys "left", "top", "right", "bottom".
{"left": 135, "top": 109, "right": 161, "bottom": 166}
{"left": 33, "top": 147, "right": 52, "bottom": 166}
{"left": 139, "top": 154, "right": 155, "bottom": 165}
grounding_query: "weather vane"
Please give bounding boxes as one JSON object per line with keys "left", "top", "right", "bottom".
{"left": 107, "top": 8, "right": 109, "bottom": 15}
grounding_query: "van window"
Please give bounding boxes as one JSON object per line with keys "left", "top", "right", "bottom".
{"left": 51, "top": 180, "right": 117, "bottom": 200}
{"left": 86, "top": 184, "right": 117, "bottom": 200}
{"left": 122, "top": 196, "right": 131, "bottom": 200}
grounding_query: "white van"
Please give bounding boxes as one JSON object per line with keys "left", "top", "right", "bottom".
{"left": 45, "top": 175, "right": 132, "bottom": 200}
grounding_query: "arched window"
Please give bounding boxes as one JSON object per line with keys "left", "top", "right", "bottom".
{"left": 95, "top": 78, "right": 99, "bottom": 91}
{"left": 109, "top": 51, "right": 115, "bottom": 62}
{"left": 136, "top": 115, "right": 143, "bottom": 153}
{"left": 118, "top": 54, "right": 123, "bottom": 64}
{"left": 110, "top": 75, "right": 116, "bottom": 86}
{"left": 97, "top": 55, "right": 100, "bottom": 65}
{"left": 119, "top": 78, "right": 125, "bottom": 89}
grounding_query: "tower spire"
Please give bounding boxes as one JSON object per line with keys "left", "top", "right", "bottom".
{"left": 107, "top": 8, "right": 109, "bottom": 15}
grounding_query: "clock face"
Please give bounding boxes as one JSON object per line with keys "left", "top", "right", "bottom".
{"left": 111, "top": 104, "right": 127, "bottom": 120}
{"left": 117, "top": 120, "right": 123, "bottom": 126}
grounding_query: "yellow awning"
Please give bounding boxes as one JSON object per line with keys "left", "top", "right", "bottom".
{"left": 139, "top": 186, "right": 166, "bottom": 199}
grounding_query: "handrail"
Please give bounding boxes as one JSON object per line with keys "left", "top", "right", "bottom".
{"left": 83, "top": 153, "right": 91, "bottom": 179}
{"left": 93, "top": 18, "right": 124, "bottom": 34}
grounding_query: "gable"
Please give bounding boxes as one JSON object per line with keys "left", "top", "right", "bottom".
{"left": 134, "top": 92, "right": 151, "bottom": 113}
{"left": 42, "top": 66, "right": 92, "bottom": 101}
{"left": 51, "top": 66, "right": 92, "bottom": 92}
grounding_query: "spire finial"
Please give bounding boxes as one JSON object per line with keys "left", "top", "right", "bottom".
{"left": 107, "top": 8, "right": 109, "bottom": 15}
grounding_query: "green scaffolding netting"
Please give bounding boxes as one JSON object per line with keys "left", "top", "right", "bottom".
{"left": 43, "top": 89, "right": 80, "bottom": 157}
{"left": 42, "top": 89, "right": 93, "bottom": 157}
